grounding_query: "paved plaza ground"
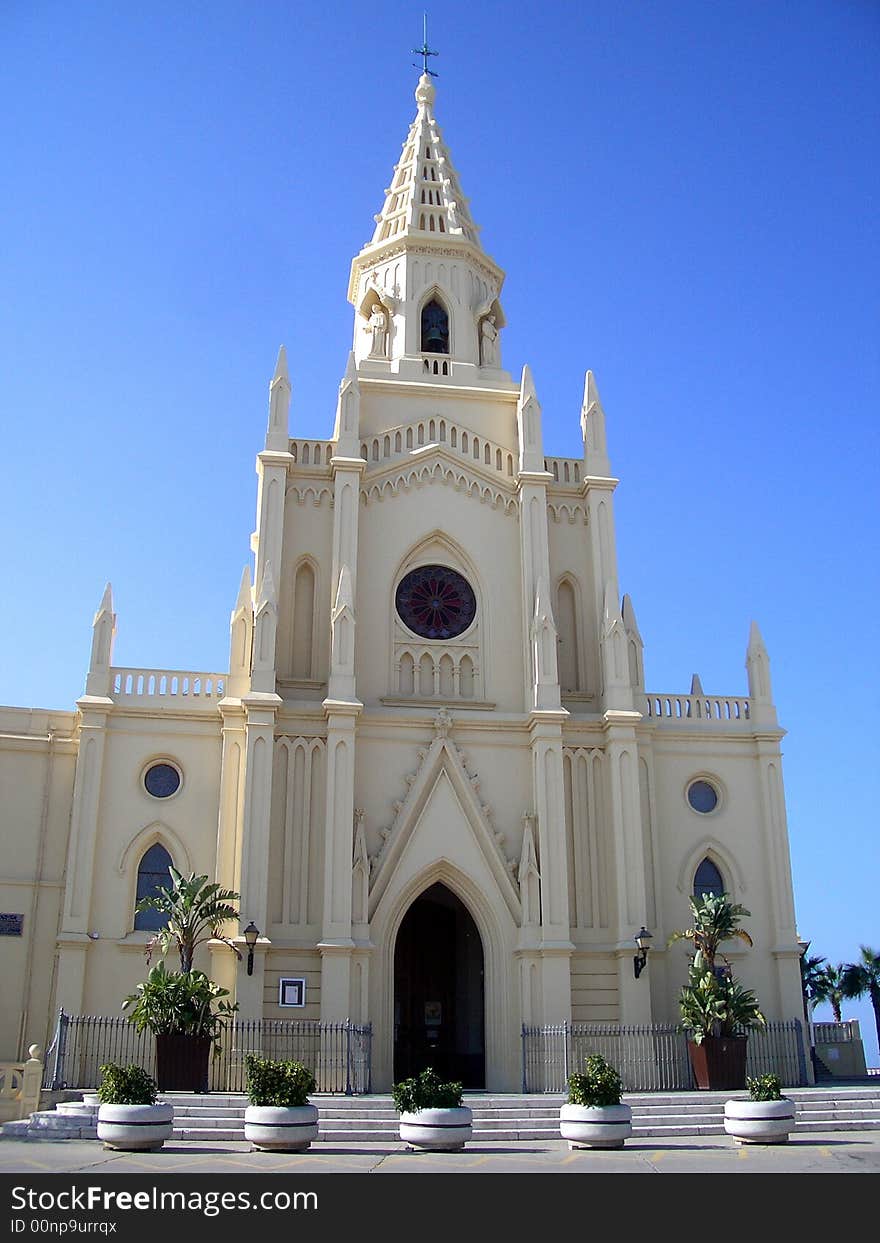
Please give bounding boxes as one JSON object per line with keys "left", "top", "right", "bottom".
{"left": 2, "top": 1131, "right": 879, "bottom": 1175}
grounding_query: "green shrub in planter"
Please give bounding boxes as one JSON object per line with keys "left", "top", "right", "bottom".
{"left": 560, "top": 1054, "right": 631, "bottom": 1149}
{"left": 747, "top": 1073, "right": 783, "bottom": 1102}
{"left": 97, "top": 1064, "right": 158, "bottom": 1106}
{"left": 566, "top": 1054, "right": 623, "bottom": 1107}
{"left": 96, "top": 1064, "right": 172, "bottom": 1152}
{"left": 391, "top": 1067, "right": 464, "bottom": 1113}
{"left": 244, "top": 1055, "right": 316, "bottom": 1107}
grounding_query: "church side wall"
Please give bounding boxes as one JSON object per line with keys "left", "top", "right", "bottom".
{"left": 645, "top": 732, "right": 801, "bottom": 1025}
{"left": 75, "top": 712, "right": 224, "bottom": 1016}
{"left": 0, "top": 709, "right": 77, "bottom": 1057}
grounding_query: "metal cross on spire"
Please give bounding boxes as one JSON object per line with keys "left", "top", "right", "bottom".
{"left": 412, "top": 13, "right": 439, "bottom": 77}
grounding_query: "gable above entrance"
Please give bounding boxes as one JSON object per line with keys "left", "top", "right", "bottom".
{"left": 368, "top": 711, "right": 521, "bottom": 923}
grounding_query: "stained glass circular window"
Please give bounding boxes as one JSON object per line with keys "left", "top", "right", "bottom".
{"left": 144, "top": 762, "right": 181, "bottom": 799}
{"left": 396, "top": 565, "right": 476, "bottom": 640}
{"left": 687, "top": 779, "right": 719, "bottom": 814}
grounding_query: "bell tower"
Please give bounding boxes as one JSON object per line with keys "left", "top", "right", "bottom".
{"left": 348, "top": 74, "right": 509, "bottom": 385}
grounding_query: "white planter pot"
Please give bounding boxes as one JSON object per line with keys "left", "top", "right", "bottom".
{"left": 244, "top": 1104, "right": 319, "bottom": 1152}
{"left": 560, "top": 1103, "right": 633, "bottom": 1150}
{"left": 724, "top": 1097, "right": 795, "bottom": 1144}
{"left": 399, "top": 1106, "right": 473, "bottom": 1151}
{"left": 97, "top": 1102, "right": 173, "bottom": 1151}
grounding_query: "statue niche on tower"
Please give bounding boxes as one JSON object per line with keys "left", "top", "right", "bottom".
{"left": 479, "top": 313, "right": 499, "bottom": 367}
{"left": 366, "top": 300, "right": 389, "bottom": 359}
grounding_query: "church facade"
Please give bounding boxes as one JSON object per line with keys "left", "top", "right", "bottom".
{"left": 1, "top": 76, "right": 805, "bottom": 1090}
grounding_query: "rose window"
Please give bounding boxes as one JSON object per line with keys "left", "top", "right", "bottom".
{"left": 395, "top": 565, "right": 476, "bottom": 640}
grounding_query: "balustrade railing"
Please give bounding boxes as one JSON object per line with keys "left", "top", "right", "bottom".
{"left": 43, "top": 1012, "right": 371, "bottom": 1095}
{"left": 643, "top": 693, "right": 752, "bottom": 723}
{"left": 110, "top": 668, "right": 226, "bottom": 703}
{"left": 521, "top": 1020, "right": 807, "bottom": 1092}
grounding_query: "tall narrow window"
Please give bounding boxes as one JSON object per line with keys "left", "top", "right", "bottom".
{"left": 557, "top": 579, "right": 580, "bottom": 692}
{"left": 292, "top": 562, "right": 315, "bottom": 679}
{"left": 421, "top": 299, "right": 449, "bottom": 354}
{"left": 693, "top": 857, "right": 725, "bottom": 900}
{"left": 134, "top": 843, "right": 173, "bottom": 931}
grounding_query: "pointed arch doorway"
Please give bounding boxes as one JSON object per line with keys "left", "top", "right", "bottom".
{"left": 393, "top": 882, "right": 485, "bottom": 1087}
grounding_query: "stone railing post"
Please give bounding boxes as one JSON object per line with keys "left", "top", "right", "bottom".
{"left": 19, "top": 1045, "right": 42, "bottom": 1119}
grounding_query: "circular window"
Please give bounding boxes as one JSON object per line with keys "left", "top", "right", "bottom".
{"left": 687, "top": 779, "right": 719, "bottom": 814}
{"left": 395, "top": 565, "right": 476, "bottom": 640}
{"left": 143, "top": 762, "right": 181, "bottom": 799}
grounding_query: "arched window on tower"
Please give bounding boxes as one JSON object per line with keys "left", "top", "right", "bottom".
{"left": 693, "top": 857, "right": 725, "bottom": 901}
{"left": 134, "top": 843, "right": 173, "bottom": 931}
{"left": 421, "top": 298, "right": 449, "bottom": 354}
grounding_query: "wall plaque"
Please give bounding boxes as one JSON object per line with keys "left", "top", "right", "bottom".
{"left": 0, "top": 913, "right": 24, "bottom": 936}
{"left": 278, "top": 977, "right": 306, "bottom": 1007}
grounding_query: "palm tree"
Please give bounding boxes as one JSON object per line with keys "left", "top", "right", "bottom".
{"left": 800, "top": 949, "right": 830, "bottom": 1009}
{"left": 668, "top": 892, "right": 754, "bottom": 974}
{"left": 134, "top": 867, "right": 241, "bottom": 973}
{"left": 841, "top": 945, "right": 880, "bottom": 1052}
{"left": 812, "top": 964, "right": 847, "bottom": 1022}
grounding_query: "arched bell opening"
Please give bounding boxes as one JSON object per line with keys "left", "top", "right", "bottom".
{"left": 393, "top": 881, "right": 485, "bottom": 1087}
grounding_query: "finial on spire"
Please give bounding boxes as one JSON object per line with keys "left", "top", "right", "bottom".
{"left": 412, "top": 13, "right": 439, "bottom": 78}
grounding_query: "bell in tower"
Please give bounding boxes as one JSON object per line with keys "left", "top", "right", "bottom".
{"left": 421, "top": 298, "right": 449, "bottom": 354}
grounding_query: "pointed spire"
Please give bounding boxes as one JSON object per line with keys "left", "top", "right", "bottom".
{"left": 621, "top": 593, "right": 642, "bottom": 642}
{"left": 367, "top": 75, "right": 481, "bottom": 249}
{"left": 266, "top": 345, "right": 291, "bottom": 452}
{"left": 85, "top": 582, "right": 117, "bottom": 696}
{"left": 256, "top": 562, "right": 277, "bottom": 614}
{"left": 531, "top": 576, "right": 560, "bottom": 711}
{"left": 600, "top": 581, "right": 633, "bottom": 709}
{"left": 351, "top": 809, "right": 371, "bottom": 929}
{"left": 333, "top": 351, "right": 361, "bottom": 457}
{"left": 517, "top": 364, "right": 545, "bottom": 472}
{"left": 623, "top": 594, "right": 645, "bottom": 691}
{"left": 689, "top": 673, "right": 705, "bottom": 696}
{"left": 746, "top": 620, "right": 773, "bottom": 703}
{"left": 228, "top": 566, "right": 253, "bottom": 695}
{"left": 581, "top": 369, "right": 611, "bottom": 477}
{"left": 251, "top": 562, "right": 278, "bottom": 693}
{"left": 232, "top": 565, "right": 252, "bottom": 620}
{"left": 329, "top": 564, "right": 357, "bottom": 702}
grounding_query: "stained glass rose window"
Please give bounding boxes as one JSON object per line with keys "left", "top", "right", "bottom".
{"left": 396, "top": 565, "right": 476, "bottom": 639}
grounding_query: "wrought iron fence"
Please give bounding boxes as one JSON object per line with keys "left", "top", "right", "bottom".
{"left": 521, "top": 1020, "right": 808, "bottom": 1092}
{"left": 43, "top": 1012, "right": 372, "bottom": 1095}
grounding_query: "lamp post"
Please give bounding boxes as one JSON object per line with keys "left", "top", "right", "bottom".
{"left": 633, "top": 927, "right": 653, "bottom": 979}
{"left": 243, "top": 921, "right": 260, "bottom": 976}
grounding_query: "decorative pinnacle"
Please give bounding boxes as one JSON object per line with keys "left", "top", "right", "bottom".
{"left": 412, "top": 13, "right": 438, "bottom": 77}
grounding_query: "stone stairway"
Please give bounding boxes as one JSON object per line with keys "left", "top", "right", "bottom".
{"left": 5, "top": 1085, "right": 880, "bottom": 1143}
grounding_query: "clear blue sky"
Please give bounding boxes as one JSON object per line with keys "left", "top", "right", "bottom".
{"left": 2, "top": 2, "right": 878, "bottom": 1062}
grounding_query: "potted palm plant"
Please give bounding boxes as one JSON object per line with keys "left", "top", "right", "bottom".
{"left": 670, "top": 893, "right": 765, "bottom": 1090}
{"left": 126, "top": 867, "right": 241, "bottom": 1091}
{"left": 560, "top": 1054, "right": 632, "bottom": 1149}
{"left": 724, "top": 1073, "right": 795, "bottom": 1144}
{"left": 122, "top": 963, "right": 237, "bottom": 1092}
{"left": 391, "top": 1067, "right": 472, "bottom": 1151}
{"left": 243, "top": 1055, "right": 318, "bottom": 1152}
{"left": 96, "top": 1063, "right": 173, "bottom": 1152}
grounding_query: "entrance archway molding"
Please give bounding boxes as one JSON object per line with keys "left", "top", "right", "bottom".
{"left": 372, "top": 859, "right": 518, "bottom": 1091}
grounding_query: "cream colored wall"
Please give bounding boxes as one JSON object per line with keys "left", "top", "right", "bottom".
{"left": 358, "top": 385, "right": 520, "bottom": 449}
{"left": 644, "top": 733, "right": 800, "bottom": 1024}
{"left": 0, "top": 709, "right": 77, "bottom": 1057}
{"left": 72, "top": 711, "right": 223, "bottom": 1018}
{"left": 354, "top": 717, "right": 532, "bottom": 869}
{"left": 355, "top": 482, "right": 525, "bottom": 711}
